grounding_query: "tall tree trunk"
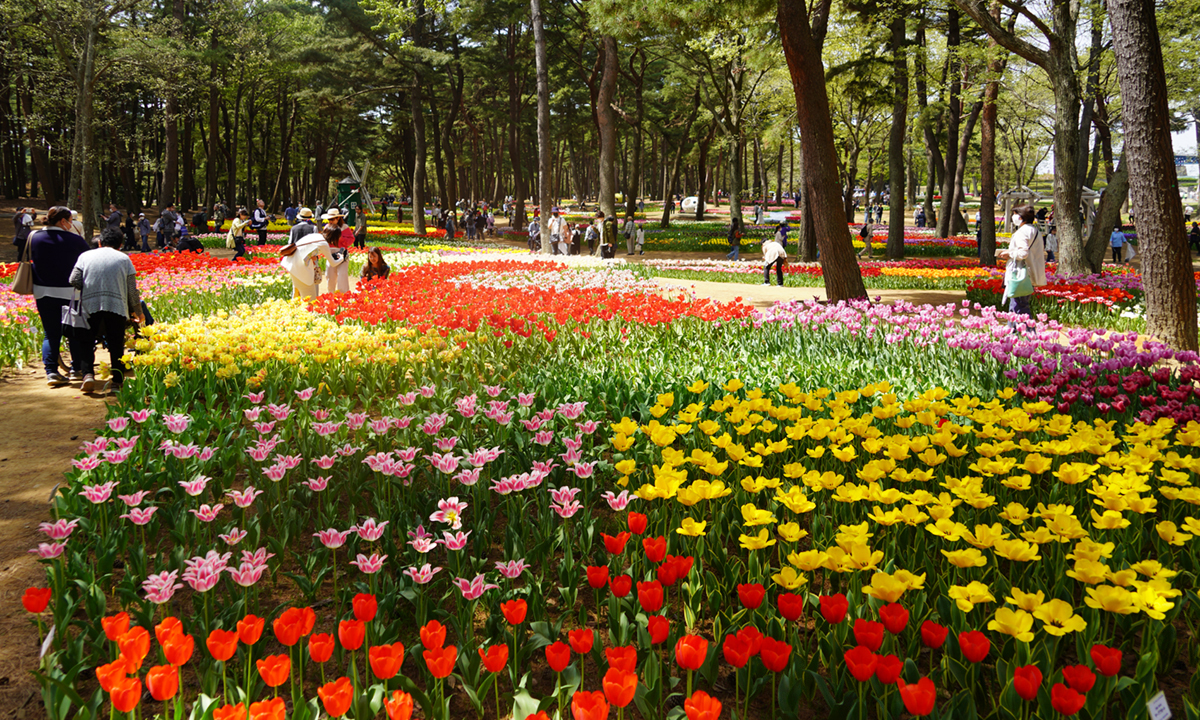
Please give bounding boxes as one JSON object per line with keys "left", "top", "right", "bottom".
{"left": 695, "top": 125, "right": 713, "bottom": 221}
{"left": 797, "top": 144, "right": 818, "bottom": 261}
{"left": 947, "top": 99, "right": 983, "bottom": 233}
{"left": 936, "top": 8, "right": 961, "bottom": 238}
{"left": 410, "top": 0, "right": 427, "bottom": 235}
{"left": 508, "top": 24, "right": 527, "bottom": 230}
{"left": 1109, "top": 0, "right": 1197, "bottom": 349}
{"left": 778, "top": 0, "right": 867, "bottom": 301}
{"left": 914, "top": 21, "right": 942, "bottom": 224}
{"left": 20, "top": 75, "right": 58, "bottom": 203}
{"left": 596, "top": 35, "right": 618, "bottom": 231}
{"left": 979, "top": 1, "right": 1002, "bottom": 267}
{"left": 205, "top": 39, "right": 220, "bottom": 209}
{"left": 531, "top": 0, "right": 552, "bottom": 252}
{"left": 886, "top": 17, "right": 907, "bottom": 258}
{"left": 1077, "top": 1, "right": 1104, "bottom": 188}
{"left": 1085, "top": 156, "right": 1127, "bottom": 271}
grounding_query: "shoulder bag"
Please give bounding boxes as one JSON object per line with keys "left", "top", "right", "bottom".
{"left": 1004, "top": 229, "right": 1038, "bottom": 300}
{"left": 12, "top": 235, "right": 34, "bottom": 295}
{"left": 61, "top": 289, "right": 90, "bottom": 330}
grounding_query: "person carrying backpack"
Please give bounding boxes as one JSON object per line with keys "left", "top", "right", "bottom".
{"left": 726, "top": 217, "right": 743, "bottom": 261}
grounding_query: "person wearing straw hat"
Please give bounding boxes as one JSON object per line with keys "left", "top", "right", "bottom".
{"left": 322, "top": 208, "right": 352, "bottom": 294}
{"left": 289, "top": 207, "right": 318, "bottom": 244}
{"left": 281, "top": 225, "right": 344, "bottom": 299}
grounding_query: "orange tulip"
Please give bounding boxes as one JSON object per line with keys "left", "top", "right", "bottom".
{"left": 385, "top": 691, "right": 414, "bottom": 720}
{"left": 674, "top": 634, "right": 708, "bottom": 671}
{"left": 212, "top": 703, "right": 248, "bottom": 720}
{"left": 479, "top": 644, "right": 509, "bottom": 673}
{"left": 500, "top": 599, "right": 527, "bottom": 625}
{"left": 154, "top": 617, "right": 182, "bottom": 646}
{"left": 110, "top": 676, "right": 141, "bottom": 713}
{"left": 568, "top": 628, "right": 594, "bottom": 654}
{"left": 248, "top": 697, "right": 286, "bottom": 720}
{"left": 238, "top": 615, "right": 265, "bottom": 646}
{"left": 163, "top": 632, "right": 195, "bottom": 666}
{"left": 102, "top": 612, "right": 130, "bottom": 642}
{"left": 207, "top": 629, "right": 239, "bottom": 662}
{"left": 318, "top": 677, "right": 355, "bottom": 717}
{"left": 22, "top": 587, "right": 51, "bottom": 614}
{"left": 353, "top": 593, "right": 378, "bottom": 622}
{"left": 420, "top": 620, "right": 447, "bottom": 649}
{"left": 570, "top": 690, "right": 609, "bottom": 720}
{"left": 147, "top": 664, "right": 179, "bottom": 701}
{"left": 309, "top": 633, "right": 336, "bottom": 664}
{"left": 118, "top": 627, "right": 151, "bottom": 671}
{"left": 272, "top": 608, "right": 305, "bottom": 647}
{"left": 423, "top": 645, "right": 457, "bottom": 678}
{"left": 95, "top": 658, "right": 128, "bottom": 693}
{"left": 602, "top": 667, "right": 638, "bottom": 708}
{"left": 339, "top": 619, "right": 365, "bottom": 651}
{"left": 370, "top": 642, "right": 406, "bottom": 680}
{"left": 256, "top": 654, "right": 291, "bottom": 687}
{"left": 683, "top": 690, "right": 722, "bottom": 720}
{"left": 300, "top": 607, "right": 317, "bottom": 635}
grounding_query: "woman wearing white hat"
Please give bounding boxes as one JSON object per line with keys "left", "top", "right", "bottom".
{"left": 280, "top": 225, "right": 344, "bottom": 299}
{"left": 322, "top": 208, "right": 353, "bottom": 294}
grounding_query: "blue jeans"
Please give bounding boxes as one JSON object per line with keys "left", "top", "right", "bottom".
{"left": 727, "top": 245, "right": 740, "bottom": 261}
{"left": 141, "top": 234, "right": 150, "bottom": 252}
{"left": 234, "top": 236, "right": 246, "bottom": 259}
{"left": 1008, "top": 294, "right": 1032, "bottom": 318}
{"left": 36, "top": 296, "right": 85, "bottom": 376}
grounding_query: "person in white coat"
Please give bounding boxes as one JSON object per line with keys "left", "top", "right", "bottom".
{"left": 281, "top": 226, "right": 344, "bottom": 299}
{"left": 761, "top": 234, "right": 788, "bottom": 286}
{"left": 996, "top": 204, "right": 1046, "bottom": 319}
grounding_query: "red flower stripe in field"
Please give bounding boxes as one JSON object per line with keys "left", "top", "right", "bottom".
{"left": 309, "top": 261, "right": 751, "bottom": 339}
{"left": 967, "top": 277, "right": 1133, "bottom": 307}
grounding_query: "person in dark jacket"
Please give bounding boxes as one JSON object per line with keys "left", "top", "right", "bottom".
{"left": 28, "top": 207, "right": 91, "bottom": 387}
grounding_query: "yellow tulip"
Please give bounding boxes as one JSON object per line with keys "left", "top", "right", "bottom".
{"left": 993, "top": 539, "right": 1042, "bottom": 562}
{"left": 1067, "top": 559, "right": 1113, "bottom": 585}
{"left": 676, "top": 518, "right": 707, "bottom": 537}
{"left": 610, "top": 417, "right": 638, "bottom": 436}
{"left": 740, "top": 504, "right": 776, "bottom": 527}
{"left": 788, "top": 550, "right": 829, "bottom": 571}
{"left": 772, "top": 567, "right": 807, "bottom": 590}
{"left": 1005, "top": 587, "right": 1045, "bottom": 612}
{"left": 861, "top": 571, "right": 908, "bottom": 603}
{"left": 942, "top": 549, "right": 987, "bottom": 569}
{"left": 1156, "top": 521, "right": 1193, "bottom": 546}
{"left": 988, "top": 608, "right": 1035, "bottom": 643}
{"left": 614, "top": 459, "right": 637, "bottom": 476}
{"left": 948, "top": 582, "right": 995, "bottom": 613}
{"left": 739, "top": 529, "right": 775, "bottom": 550}
{"left": 1084, "top": 585, "right": 1138, "bottom": 614}
{"left": 1033, "top": 599, "right": 1087, "bottom": 636}
{"left": 686, "top": 380, "right": 709, "bottom": 393}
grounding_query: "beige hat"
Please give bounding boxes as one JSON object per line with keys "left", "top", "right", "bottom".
{"left": 322, "top": 208, "right": 345, "bottom": 221}
{"left": 297, "top": 207, "right": 314, "bottom": 220}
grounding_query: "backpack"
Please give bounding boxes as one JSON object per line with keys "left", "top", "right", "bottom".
{"left": 859, "top": 224, "right": 870, "bottom": 238}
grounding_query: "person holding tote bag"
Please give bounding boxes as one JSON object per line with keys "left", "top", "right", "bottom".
{"left": 27, "top": 207, "right": 91, "bottom": 387}
{"left": 997, "top": 204, "right": 1046, "bottom": 320}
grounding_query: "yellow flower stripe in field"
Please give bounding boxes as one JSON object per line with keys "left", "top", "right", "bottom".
{"left": 877, "top": 267, "right": 994, "bottom": 279}
{"left": 608, "top": 380, "right": 1190, "bottom": 631}
{"left": 131, "top": 299, "right": 465, "bottom": 376}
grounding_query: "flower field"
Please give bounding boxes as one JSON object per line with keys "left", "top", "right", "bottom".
{"left": 15, "top": 248, "right": 1200, "bottom": 720}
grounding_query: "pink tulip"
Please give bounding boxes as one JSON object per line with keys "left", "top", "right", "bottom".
{"left": 408, "top": 525, "right": 433, "bottom": 541}
{"left": 355, "top": 518, "right": 389, "bottom": 542}
{"left": 228, "top": 562, "right": 265, "bottom": 587}
{"left": 246, "top": 446, "right": 271, "bottom": 462}
{"left": 552, "top": 501, "right": 583, "bottom": 519}
{"left": 262, "top": 464, "right": 287, "bottom": 482}
{"left": 483, "top": 384, "right": 505, "bottom": 397}
{"left": 419, "top": 384, "right": 437, "bottom": 398}
{"left": 244, "top": 391, "right": 265, "bottom": 403}
{"left": 520, "top": 417, "right": 544, "bottom": 432}
{"left": 303, "top": 477, "right": 330, "bottom": 492}
{"left": 313, "top": 422, "right": 342, "bottom": 437}
{"left": 409, "top": 537, "right": 437, "bottom": 553}
{"left": 558, "top": 401, "right": 587, "bottom": 420}
{"left": 536, "top": 409, "right": 556, "bottom": 422}
{"left": 576, "top": 420, "right": 600, "bottom": 434}
{"left": 437, "top": 530, "right": 471, "bottom": 551}
{"left": 118, "top": 490, "right": 152, "bottom": 507}
{"left": 569, "top": 462, "right": 598, "bottom": 479}
{"left": 190, "top": 504, "right": 224, "bottom": 522}
{"left": 179, "top": 476, "right": 210, "bottom": 496}
{"left": 397, "top": 391, "right": 417, "bottom": 405}
{"left": 369, "top": 419, "right": 391, "bottom": 434}
{"left": 183, "top": 551, "right": 231, "bottom": 593}
{"left": 82, "top": 437, "right": 111, "bottom": 455}
{"left": 106, "top": 416, "right": 130, "bottom": 432}
{"left": 129, "top": 409, "right": 155, "bottom": 423}
{"left": 276, "top": 454, "right": 303, "bottom": 469}
{"left": 38, "top": 519, "right": 79, "bottom": 540}
{"left": 563, "top": 434, "right": 584, "bottom": 451}
{"left": 252, "top": 422, "right": 276, "bottom": 436}
{"left": 143, "top": 570, "right": 183, "bottom": 604}
{"left": 490, "top": 411, "right": 514, "bottom": 425}
{"left": 199, "top": 447, "right": 215, "bottom": 462}
{"left": 104, "top": 448, "right": 132, "bottom": 464}
{"left": 602, "top": 491, "right": 634, "bottom": 511}
{"left": 218, "top": 527, "right": 247, "bottom": 545}
{"left": 430, "top": 497, "right": 468, "bottom": 529}
{"left": 121, "top": 507, "right": 159, "bottom": 525}
{"left": 336, "top": 443, "right": 361, "bottom": 456}
{"left": 314, "top": 528, "right": 352, "bottom": 549}
{"left": 548, "top": 486, "right": 582, "bottom": 506}
{"left": 227, "top": 487, "right": 263, "bottom": 508}
{"left": 434, "top": 436, "right": 460, "bottom": 452}
{"left": 427, "top": 452, "right": 461, "bottom": 475}
{"left": 559, "top": 447, "right": 583, "bottom": 465}
{"left": 163, "top": 414, "right": 192, "bottom": 434}
{"left": 517, "top": 392, "right": 536, "bottom": 406}
{"left": 30, "top": 542, "right": 67, "bottom": 560}
{"left": 244, "top": 407, "right": 263, "bottom": 422}
{"left": 533, "top": 430, "right": 554, "bottom": 446}
{"left": 346, "top": 412, "right": 367, "bottom": 430}
{"left": 115, "top": 436, "right": 139, "bottom": 451}
{"left": 454, "top": 468, "right": 482, "bottom": 486}
{"left": 73, "top": 457, "right": 104, "bottom": 472}
{"left": 314, "top": 455, "right": 337, "bottom": 469}
{"left": 464, "top": 447, "right": 504, "bottom": 467}
{"left": 80, "top": 481, "right": 118, "bottom": 503}
{"left": 310, "top": 408, "right": 331, "bottom": 421}
{"left": 294, "top": 387, "right": 315, "bottom": 401}
{"left": 454, "top": 395, "right": 478, "bottom": 418}
{"left": 266, "top": 403, "right": 292, "bottom": 421}
{"left": 453, "top": 574, "right": 499, "bottom": 600}
{"left": 170, "top": 443, "right": 200, "bottom": 459}
{"left": 363, "top": 452, "right": 394, "bottom": 472}
{"left": 421, "top": 413, "right": 450, "bottom": 436}
{"left": 403, "top": 564, "right": 442, "bottom": 584}
{"left": 349, "top": 553, "right": 388, "bottom": 574}
{"left": 495, "top": 559, "right": 529, "bottom": 578}
{"left": 396, "top": 447, "right": 420, "bottom": 462}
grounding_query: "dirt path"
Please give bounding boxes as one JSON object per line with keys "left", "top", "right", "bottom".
{"left": 0, "top": 361, "right": 108, "bottom": 716}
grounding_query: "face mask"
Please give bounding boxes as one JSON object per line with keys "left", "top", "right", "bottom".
{"left": 1011, "top": 214, "right": 1023, "bottom": 226}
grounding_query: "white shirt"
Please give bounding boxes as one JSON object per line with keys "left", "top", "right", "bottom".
{"left": 280, "top": 233, "right": 341, "bottom": 285}
{"left": 1006, "top": 223, "right": 1047, "bottom": 287}
{"left": 548, "top": 216, "right": 566, "bottom": 237}
{"left": 762, "top": 238, "right": 787, "bottom": 265}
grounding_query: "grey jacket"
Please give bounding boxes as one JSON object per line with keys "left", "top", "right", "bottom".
{"left": 289, "top": 220, "right": 317, "bottom": 245}
{"left": 69, "top": 247, "right": 141, "bottom": 318}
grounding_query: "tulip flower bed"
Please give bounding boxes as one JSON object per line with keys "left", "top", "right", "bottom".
{"left": 646, "top": 258, "right": 994, "bottom": 290}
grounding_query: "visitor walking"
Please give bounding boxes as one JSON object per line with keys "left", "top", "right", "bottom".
{"left": 354, "top": 210, "right": 367, "bottom": 249}
{"left": 69, "top": 228, "right": 144, "bottom": 394}
{"left": 600, "top": 212, "right": 618, "bottom": 259}
{"left": 323, "top": 209, "right": 353, "bottom": 294}
{"left": 29, "top": 207, "right": 90, "bottom": 387}
{"left": 211, "top": 204, "right": 225, "bottom": 233}
{"left": 998, "top": 204, "right": 1046, "bottom": 319}
{"left": 251, "top": 199, "right": 270, "bottom": 245}
{"left": 360, "top": 246, "right": 390, "bottom": 283}
{"left": 103, "top": 204, "right": 122, "bottom": 231}
{"left": 858, "top": 221, "right": 874, "bottom": 258}
{"left": 1110, "top": 225, "right": 1127, "bottom": 264}
{"left": 160, "top": 203, "right": 179, "bottom": 249}
{"left": 623, "top": 214, "right": 637, "bottom": 255}
{"left": 634, "top": 223, "right": 645, "bottom": 255}
{"left": 444, "top": 209, "right": 456, "bottom": 241}
{"left": 284, "top": 203, "right": 298, "bottom": 226}
{"left": 527, "top": 215, "right": 541, "bottom": 253}
{"left": 137, "top": 213, "right": 151, "bottom": 252}
{"left": 12, "top": 206, "right": 33, "bottom": 259}
{"left": 549, "top": 208, "right": 567, "bottom": 255}
{"left": 1045, "top": 225, "right": 1058, "bottom": 262}
{"left": 762, "top": 232, "right": 787, "bottom": 286}
{"left": 1189, "top": 222, "right": 1200, "bottom": 255}
{"left": 227, "top": 209, "right": 251, "bottom": 259}
{"left": 585, "top": 220, "right": 598, "bottom": 255}
{"left": 290, "top": 207, "right": 317, "bottom": 244}
{"left": 726, "top": 217, "right": 743, "bottom": 261}
{"left": 281, "top": 225, "right": 343, "bottom": 299}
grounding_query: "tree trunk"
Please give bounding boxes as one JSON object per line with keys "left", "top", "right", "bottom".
{"left": 695, "top": 125, "right": 713, "bottom": 221}
{"left": 1109, "top": 0, "right": 1197, "bottom": 349}
{"left": 596, "top": 35, "right": 618, "bottom": 230}
{"left": 979, "top": 2, "right": 1002, "bottom": 267}
{"left": 936, "top": 8, "right": 961, "bottom": 238}
{"left": 20, "top": 75, "right": 58, "bottom": 203}
{"left": 531, "top": 0, "right": 552, "bottom": 252}
{"left": 410, "top": 0, "right": 427, "bottom": 235}
{"left": 1077, "top": 2, "right": 1104, "bottom": 188}
{"left": 797, "top": 144, "right": 818, "bottom": 261}
{"left": 947, "top": 99, "right": 983, "bottom": 233}
{"left": 1085, "top": 156, "right": 1127, "bottom": 271}
{"left": 778, "top": 0, "right": 867, "bottom": 301}
{"left": 508, "top": 24, "right": 527, "bottom": 230}
{"left": 886, "top": 17, "right": 907, "bottom": 258}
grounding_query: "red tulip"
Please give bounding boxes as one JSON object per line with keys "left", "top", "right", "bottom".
{"left": 606, "top": 645, "right": 637, "bottom": 673}
{"left": 602, "top": 532, "right": 631, "bottom": 554}
{"left": 570, "top": 690, "right": 609, "bottom": 720}
{"left": 637, "top": 580, "right": 664, "bottom": 612}
{"left": 501, "top": 599, "right": 527, "bottom": 626}
{"left": 759, "top": 637, "right": 792, "bottom": 673}
{"left": 147, "top": 664, "right": 179, "bottom": 701}
{"left": 920, "top": 620, "right": 948, "bottom": 649}
{"left": 569, "top": 628, "right": 594, "bottom": 654}
{"left": 586, "top": 566, "right": 610, "bottom": 589}
{"left": 479, "top": 644, "right": 509, "bottom": 673}
{"left": 420, "top": 620, "right": 447, "bottom": 649}
{"left": 273, "top": 608, "right": 306, "bottom": 647}
{"left": 213, "top": 703, "right": 248, "bottom": 720}
{"left": 844, "top": 645, "right": 877, "bottom": 683}
{"left": 118, "top": 627, "right": 151, "bottom": 671}
{"left": 318, "top": 677, "right": 355, "bottom": 717}
{"left": 958, "top": 631, "right": 990, "bottom": 663}
{"left": 23, "top": 587, "right": 51, "bottom": 613}
{"left": 338, "top": 620, "right": 365, "bottom": 651}
{"left": 736, "top": 625, "right": 763, "bottom": 656}
{"left": 238, "top": 615, "right": 264, "bottom": 646}
{"left": 879, "top": 603, "right": 909, "bottom": 634}
{"left": 353, "top": 593, "right": 378, "bottom": 622}
{"left": 628, "top": 511, "right": 648, "bottom": 535}
{"left": 777, "top": 593, "right": 804, "bottom": 621}
{"left": 1061, "top": 665, "right": 1096, "bottom": 693}
{"left": 853, "top": 618, "right": 884, "bottom": 652}
{"left": 1051, "top": 683, "right": 1086, "bottom": 715}
{"left": 249, "top": 697, "right": 285, "bottom": 720}
{"left": 602, "top": 667, "right": 638, "bottom": 708}
{"left": 96, "top": 658, "right": 127, "bottom": 693}
{"left": 385, "top": 691, "right": 414, "bottom": 720}
{"left": 256, "top": 654, "right": 291, "bottom": 687}
{"left": 610, "top": 575, "right": 632, "bottom": 597}
{"left": 898, "top": 677, "right": 936, "bottom": 716}
{"left": 737, "top": 583, "right": 766, "bottom": 610}
{"left": 819, "top": 594, "right": 848, "bottom": 624}
{"left": 299, "top": 607, "right": 316, "bottom": 635}
{"left": 656, "top": 559, "right": 681, "bottom": 587}
{"left": 723, "top": 634, "right": 752, "bottom": 668}
{"left": 546, "top": 641, "right": 572, "bottom": 672}
{"left": 1013, "top": 665, "right": 1043, "bottom": 701}
{"left": 207, "top": 629, "right": 239, "bottom": 662}
{"left": 155, "top": 617, "right": 182, "bottom": 646}
{"left": 675, "top": 634, "right": 708, "bottom": 671}
{"left": 875, "top": 654, "right": 902, "bottom": 684}
{"left": 423, "top": 645, "right": 457, "bottom": 678}
{"left": 110, "top": 676, "right": 142, "bottom": 713}
{"left": 102, "top": 613, "right": 130, "bottom": 642}
{"left": 642, "top": 536, "right": 667, "bottom": 563}
{"left": 1090, "top": 644, "right": 1122, "bottom": 677}
{"left": 647, "top": 615, "right": 669, "bottom": 645}
{"left": 309, "top": 633, "right": 335, "bottom": 664}
{"left": 163, "top": 632, "right": 195, "bottom": 666}
{"left": 683, "top": 690, "right": 722, "bottom": 720}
